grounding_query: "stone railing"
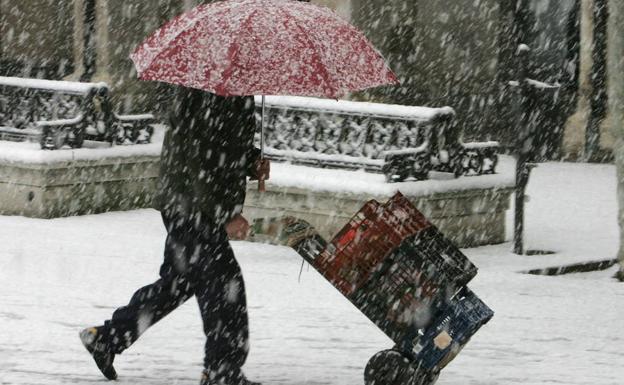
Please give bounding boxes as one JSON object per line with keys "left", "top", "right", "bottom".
{"left": 0, "top": 124, "right": 515, "bottom": 247}
{"left": 253, "top": 96, "right": 499, "bottom": 181}
{"left": 0, "top": 76, "right": 155, "bottom": 149}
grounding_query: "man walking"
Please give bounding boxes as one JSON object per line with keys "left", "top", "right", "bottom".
{"left": 80, "top": 86, "right": 269, "bottom": 385}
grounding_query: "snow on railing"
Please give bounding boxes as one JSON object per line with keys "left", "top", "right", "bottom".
{"left": 0, "top": 76, "right": 108, "bottom": 95}
{"left": 255, "top": 95, "right": 455, "bottom": 163}
{"left": 0, "top": 77, "right": 154, "bottom": 149}
{"left": 254, "top": 95, "right": 498, "bottom": 180}
{"left": 35, "top": 114, "right": 84, "bottom": 127}
{"left": 255, "top": 95, "right": 454, "bottom": 121}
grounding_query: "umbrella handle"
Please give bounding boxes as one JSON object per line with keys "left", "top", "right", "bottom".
{"left": 258, "top": 95, "right": 266, "bottom": 193}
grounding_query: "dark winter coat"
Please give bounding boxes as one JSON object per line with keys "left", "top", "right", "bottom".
{"left": 155, "top": 86, "right": 260, "bottom": 226}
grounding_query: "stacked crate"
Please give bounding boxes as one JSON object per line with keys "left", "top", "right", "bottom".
{"left": 309, "top": 192, "right": 491, "bottom": 369}
{"left": 313, "top": 195, "right": 433, "bottom": 297}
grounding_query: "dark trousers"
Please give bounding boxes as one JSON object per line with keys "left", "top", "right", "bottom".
{"left": 104, "top": 212, "right": 249, "bottom": 380}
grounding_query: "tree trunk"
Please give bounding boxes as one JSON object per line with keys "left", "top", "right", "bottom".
{"left": 607, "top": 0, "right": 624, "bottom": 280}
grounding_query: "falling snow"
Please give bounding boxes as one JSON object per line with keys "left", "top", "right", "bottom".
{"left": 1, "top": 1, "right": 623, "bottom": 385}
{"left": 0, "top": 162, "right": 622, "bottom": 385}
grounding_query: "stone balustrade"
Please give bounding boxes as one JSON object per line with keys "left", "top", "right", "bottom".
{"left": 254, "top": 96, "right": 499, "bottom": 180}
{"left": 0, "top": 76, "right": 155, "bottom": 149}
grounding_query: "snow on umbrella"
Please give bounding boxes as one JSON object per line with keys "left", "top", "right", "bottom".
{"left": 130, "top": 0, "right": 399, "bottom": 190}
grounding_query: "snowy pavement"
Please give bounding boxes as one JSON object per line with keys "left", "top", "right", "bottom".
{"left": 1, "top": 162, "right": 623, "bottom": 385}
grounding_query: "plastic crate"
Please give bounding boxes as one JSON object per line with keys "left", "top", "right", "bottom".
{"left": 400, "top": 228, "right": 478, "bottom": 289}
{"left": 351, "top": 235, "right": 462, "bottom": 343}
{"left": 314, "top": 193, "right": 434, "bottom": 296}
{"left": 412, "top": 288, "right": 494, "bottom": 371}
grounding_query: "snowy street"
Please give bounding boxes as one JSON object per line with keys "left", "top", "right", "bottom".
{"left": 1, "top": 161, "right": 623, "bottom": 385}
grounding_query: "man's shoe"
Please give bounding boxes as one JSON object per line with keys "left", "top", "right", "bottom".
{"left": 199, "top": 370, "right": 261, "bottom": 385}
{"left": 79, "top": 326, "right": 118, "bottom": 380}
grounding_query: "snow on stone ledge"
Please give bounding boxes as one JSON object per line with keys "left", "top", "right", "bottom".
{"left": 261, "top": 157, "right": 516, "bottom": 197}
{"left": 0, "top": 125, "right": 166, "bottom": 164}
{"left": 255, "top": 95, "right": 454, "bottom": 121}
{"left": 0, "top": 76, "right": 108, "bottom": 94}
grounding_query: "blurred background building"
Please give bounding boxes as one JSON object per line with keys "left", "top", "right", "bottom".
{"left": 0, "top": 0, "right": 614, "bottom": 161}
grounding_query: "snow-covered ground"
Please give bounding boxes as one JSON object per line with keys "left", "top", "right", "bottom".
{"left": 0, "top": 162, "right": 622, "bottom": 385}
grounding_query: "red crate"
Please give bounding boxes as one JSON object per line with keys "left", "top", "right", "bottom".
{"left": 314, "top": 193, "right": 433, "bottom": 296}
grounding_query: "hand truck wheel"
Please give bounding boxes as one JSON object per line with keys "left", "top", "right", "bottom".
{"left": 364, "top": 349, "right": 416, "bottom": 385}
{"left": 364, "top": 349, "right": 441, "bottom": 385}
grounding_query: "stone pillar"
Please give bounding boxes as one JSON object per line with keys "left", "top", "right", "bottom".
{"left": 562, "top": 0, "right": 593, "bottom": 160}
{"left": 92, "top": 0, "right": 112, "bottom": 84}
{"left": 596, "top": 0, "right": 614, "bottom": 157}
{"left": 608, "top": 0, "right": 624, "bottom": 279}
{"left": 66, "top": 0, "right": 86, "bottom": 81}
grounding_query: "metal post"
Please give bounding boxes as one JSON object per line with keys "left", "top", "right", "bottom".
{"left": 513, "top": 44, "right": 531, "bottom": 255}
{"left": 258, "top": 95, "right": 266, "bottom": 192}
{"left": 261, "top": 95, "right": 265, "bottom": 158}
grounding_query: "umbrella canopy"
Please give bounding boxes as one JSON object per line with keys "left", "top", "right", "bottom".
{"left": 130, "top": 0, "right": 398, "bottom": 99}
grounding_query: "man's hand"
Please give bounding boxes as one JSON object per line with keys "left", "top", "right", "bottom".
{"left": 226, "top": 214, "right": 250, "bottom": 240}
{"left": 250, "top": 159, "right": 270, "bottom": 181}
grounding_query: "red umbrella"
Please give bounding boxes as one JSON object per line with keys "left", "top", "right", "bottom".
{"left": 131, "top": 0, "right": 399, "bottom": 189}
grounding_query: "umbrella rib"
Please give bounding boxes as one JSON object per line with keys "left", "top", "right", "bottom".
{"left": 277, "top": 6, "right": 338, "bottom": 98}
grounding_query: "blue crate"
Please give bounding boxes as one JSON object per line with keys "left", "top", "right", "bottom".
{"left": 411, "top": 288, "right": 494, "bottom": 371}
